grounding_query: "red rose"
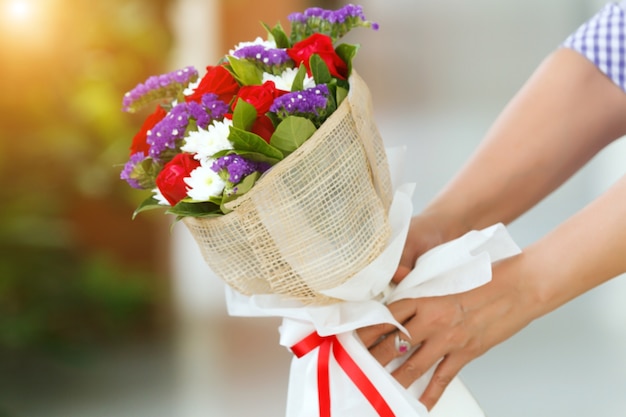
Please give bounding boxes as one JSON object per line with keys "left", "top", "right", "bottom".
{"left": 250, "top": 115, "right": 276, "bottom": 143}
{"left": 186, "top": 65, "right": 240, "bottom": 105}
{"left": 155, "top": 153, "right": 200, "bottom": 206}
{"left": 130, "top": 105, "right": 167, "bottom": 156}
{"left": 287, "top": 33, "right": 348, "bottom": 80}
{"left": 233, "top": 81, "right": 286, "bottom": 142}
{"left": 234, "top": 81, "right": 283, "bottom": 114}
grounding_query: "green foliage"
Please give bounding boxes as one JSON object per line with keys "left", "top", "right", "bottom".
{"left": 0, "top": 0, "right": 173, "bottom": 356}
{"left": 0, "top": 248, "right": 157, "bottom": 354}
{"left": 270, "top": 116, "right": 317, "bottom": 155}
{"left": 228, "top": 126, "right": 285, "bottom": 161}
{"left": 290, "top": 65, "right": 308, "bottom": 92}
{"left": 168, "top": 201, "right": 223, "bottom": 219}
{"left": 133, "top": 196, "right": 164, "bottom": 219}
{"left": 227, "top": 56, "right": 263, "bottom": 86}
{"left": 232, "top": 99, "right": 258, "bottom": 131}
{"left": 336, "top": 43, "right": 360, "bottom": 79}
{"left": 263, "top": 21, "right": 290, "bottom": 49}
{"left": 310, "top": 54, "right": 333, "bottom": 85}
{"left": 219, "top": 172, "right": 261, "bottom": 214}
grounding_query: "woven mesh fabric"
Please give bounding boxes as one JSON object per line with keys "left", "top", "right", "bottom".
{"left": 183, "top": 72, "right": 393, "bottom": 304}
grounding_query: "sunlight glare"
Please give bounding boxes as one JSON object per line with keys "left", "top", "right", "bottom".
{"left": 7, "top": 0, "right": 32, "bottom": 21}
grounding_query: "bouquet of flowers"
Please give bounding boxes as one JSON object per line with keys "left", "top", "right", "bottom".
{"left": 119, "top": 4, "right": 521, "bottom": 416}
{"left": 120, "top": 4, "right": 391, "bottom": 305}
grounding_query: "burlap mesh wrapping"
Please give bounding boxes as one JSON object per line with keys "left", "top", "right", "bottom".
{"left": 183, "top": 72, "right": 393, "bottom": 304}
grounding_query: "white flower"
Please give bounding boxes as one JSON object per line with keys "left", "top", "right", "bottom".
{"left": 262, "top": 67, "right": 316, "bottom": 91}
{"left": 181, "top": 119, "right": 234, "bottom": 162}
{"left": 184, "top": 163, "right": 226, "bottom": 201}
{"left": 229, "top": 37, "right": 277, "bottom": 56}
{"left": 152, "top": 187, "right": 170, "bottom": 206}
{"left": 183, "top": 79, "right": 200, "bottom": 96}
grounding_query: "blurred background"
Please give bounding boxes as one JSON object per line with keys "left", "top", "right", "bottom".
{"left": 1, "top": 0, "right": 625, "bottom": 416}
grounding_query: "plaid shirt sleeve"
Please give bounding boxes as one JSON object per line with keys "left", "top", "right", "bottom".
{"left": 562, "top": 2, "right": 626, "bottom": 92}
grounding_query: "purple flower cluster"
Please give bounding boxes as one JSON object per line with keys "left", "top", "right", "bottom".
{"left": 211, "top": 154, "right": 271, "bottom": 184}
{"left": 288, "top": 4, "right": 379, "bottom": 40}
{"left": 186, "top": 93, "right": 230, "bottom": 129}
{"left": 289, "top": 4, "right": 366, "bottom": 24}
{"left": 232, "top": 45, "right": 291, "bottom": 72}
{"left": 270, "top": 85, "right": 329, "bottom": 119}
{"left": 120, "top": 152, "right": 147, "bottom": 189}
{"left": 147, "top": 95, "right": 229, "bottom": 161}
{"left": 146, "top": 103, "right": 189, "bottom": 160}
{"left": 122, "top": 66, "right": 198, "bottom": 113}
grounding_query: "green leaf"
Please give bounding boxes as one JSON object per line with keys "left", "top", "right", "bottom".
{"left": 309, "top": 54, "right": 332, "bottom": 85}
{"left": 326, "top": 81, "right": 338, "bottom": 107}
{"left": 233, "top": 150, "right": 281, "bottom": 166}
{"left": 262, "top": 22, "right": 290, "bottom": 49}
{"left": 261, "top": 22, "right": 273, "bottom": 37}
{"left": 211, "top": 148, "right": 280, "bottom": 166}
{"left": 132, "top": 196, "right": 164, "bottom": 219}
{"left": 270, "top": 116, "right": 317, "bottom": 155}
{"left": 291, "top": 65, "right": 308, "bottom": 92}
{"left": 220, "top": 171, "right": 261, "bottom": 213}
{"left": 336, "top": 85, "right": 349, "bottom": 107}
{"left": 266, "top": 111, "right": 281, "bottom": 127}
{"left": 131, "top": 158, "right": 160, "bottom": 190}
{"left": 227, "top": 56, "right": 263, "bottom": 85}
{"left": 232, "top": 99, "right": 257, "bottom": 131}
{"left": 335, "top": 43, "right": 359, "bottom": 78}
{"left": 228, "top": 126, "right": 284, "bottom": 160}
{"left": 167, "top": 200, "right": 222, "bottom": 218}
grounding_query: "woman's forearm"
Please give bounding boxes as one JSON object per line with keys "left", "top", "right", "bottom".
{"left": 423, "top": 48, "right": 626, "bottom": 240}
{"left": 515, "top": 173, "right": 626, "bottom": 320}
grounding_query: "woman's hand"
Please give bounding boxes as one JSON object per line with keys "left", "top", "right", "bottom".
{"left": 392, "top": 212, "right": 467, "bottom": 283}
{"left": 358, "top": 254, "right": 537, "bottom": 410}
{"left": 357, "top": 40, "right": 626, "bottom": 412}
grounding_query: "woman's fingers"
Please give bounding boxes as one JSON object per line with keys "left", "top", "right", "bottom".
{"left": 356, "top": 299, "right": 418, "bottom": 347}
{"left": 356, "top": 322, "right": 398, "bottom": 348}
{"left": 392, "top": 264, "right": 412, "bottom": 284}
{"left": 390, "top": 340, "right": 441, "bottom": 388}
{"left": 418, "top": 355, "right": 466, "bottom": 410}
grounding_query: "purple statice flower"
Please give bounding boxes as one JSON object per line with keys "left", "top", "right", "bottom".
{"left": 122, "top": 66, "right": 199, "bottom": 113}
{"left": 269, "top": 84, "right": 330, "bottom": 125}
{"left": 288, "top": 4, "right": 378, "bottom": 42}
{"left": 120, "top": 151, "right": 148, "bottom": 189}
{"left": 327, "top": 4, "right": 367, "bottom": 24}
{"left": 287, "top": 11, "right": 307, "bottom": 24}
{"left": 232, "top": 44, "right": 292, "bottom": 74}
{"left": 304, "top": 7, "right": 328, "bottom": 19}
{"left": 186, "top": 93, "right": 230, "bottom": 129}
{"left": 147, "top": 103, "right": 190, "bottom": 161}
{"left": 211, "top": 154, "right": 271, "bottom": 184}
{"left": 147, "top": 94, "right": 230, "bottom": 161}
{"left": 233, "top": 45, "right": 291, "bottom": 66}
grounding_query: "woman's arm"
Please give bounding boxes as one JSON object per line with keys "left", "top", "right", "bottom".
{"left": 393, "top": 46, "right": 626, "bottom": 282}
{"left": 360, "top": 30, "right": 626, "bottom": 411}
{"left": 421, "top": 47, "right": 626, "bottom": 243}
{"left": 386, "top": 171, "right": 626, "bottom": 410}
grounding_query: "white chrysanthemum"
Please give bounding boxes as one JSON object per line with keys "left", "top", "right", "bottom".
{"left": 184, "top": 163, "right": 226, "bottom": 201}
{"left": 181, "top": 119, "right": 234, "bottom": 162}
{"left": 262, "top": 67, "right": 316, "bottom": 91}
{"left": 229, "top": 37, "right": 277, "bottom": 56}
{"left": 152, "top": 187, "right": 170, "bottom": 206}
{"left": 183, "top": 79, "right": 201, "bottom": 96}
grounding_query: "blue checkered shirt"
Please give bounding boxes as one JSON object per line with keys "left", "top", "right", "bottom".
{"left": 562, "top": 1, "right": 626, "bottom": 91}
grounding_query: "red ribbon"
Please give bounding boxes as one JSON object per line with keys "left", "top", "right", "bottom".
{"left": 291, "top": 332, "right": 395, "bottom": 417}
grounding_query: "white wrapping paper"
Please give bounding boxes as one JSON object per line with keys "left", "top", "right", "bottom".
{"left": 224, "top": 148, "right": 522, "bottom": 416}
